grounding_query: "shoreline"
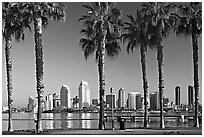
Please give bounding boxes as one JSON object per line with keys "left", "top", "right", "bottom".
{"left": 2, "top": 127, "right": 202, "bottom": 135}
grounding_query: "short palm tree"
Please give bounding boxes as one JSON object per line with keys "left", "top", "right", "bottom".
{"left": 122, "top": 11, "right": 151, "bottom": 128}
{"left": 141, "top": 2, "right": 176, "bottom": 128}
{"left": 173, "top": 2, "right": 202, "bottom": 127}
{"left": 79, "top": 2, "right": 123, "bottom": 129}
{"left": 2, "top": 2, "right": 31, "bottom": 132}
{"left": 20, "top": 2, "right": 66, "bottom": 132}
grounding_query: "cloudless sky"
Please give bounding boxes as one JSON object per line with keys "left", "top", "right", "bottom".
{"left": 2, "top": 2, "right": 202, "bottom": 107}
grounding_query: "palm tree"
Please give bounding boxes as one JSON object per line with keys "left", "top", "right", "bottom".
{"left": 173, "top": 2, "right": 202, "bottom": 127}
{"left": 20, "top": 2, "right": 66, "bottom": 132}
{"left": 141, "top": 2, "right": 176, "bottom": 128}
{"left": 122, "top": 11, "right": 152, "bottom": 128}
{"left": 79, "top": 2, "right": 123, "bottom": 129}
{"left": 2, "top": 2, "right": 31, "bottom": 132}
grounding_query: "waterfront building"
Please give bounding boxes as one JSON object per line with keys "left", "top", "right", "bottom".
{"left": 106, "top": 94, "right": 116, "bottom": 108}
{"left": 53, "top": 93, "right": 60, "bottom": 109}
{"left": 163, "top": 97, "right": 169, "bottom": 107}
{"left": 175, "top": 86, "right": 181, "bottom": 106}
{"left": 60, "top": 85, "right": 71, "bottom": 109}
{"left": 150, "top": 92, "right": 160, "bottom": 110}
{"left": 45, "top": 94, "right": 53, "bottom": 110}
{"left": 79, "top": 80, "right": 90, "bottom": 108}
{"left": 128, "top": 92, "right": 141, "bottom": 110}
{"left": 92, "top": 99, "right": 98, "bottom": 106}
{"left": 188, "top": 85, "right": 194, "bottom": 107}
{"left": 27, "top": 96, "right": 34, "bottom": 112}
{"left": 118, "top": 88, "right": 125, "bottom": 108}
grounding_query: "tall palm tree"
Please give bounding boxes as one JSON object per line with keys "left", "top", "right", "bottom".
{"left": 122, "top": 11, "right": 152, "bottom": 128}
{"left": 20, "top": 2, "right": 66, "bottom": 132}
{"left": 141, "top": 2, "right": 176, "bottom": 128}
{"left": 173, "top": 2, "right": 202, "bottom": 127}
{"left": 79, "top": 2, "right": 123, "bottom": 129}
{"left": 2, "top": 2, "right": 31, "bottom": 132}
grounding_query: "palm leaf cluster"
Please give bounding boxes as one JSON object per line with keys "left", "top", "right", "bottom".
{"left": 79, "top": 2, "right": 123, "bottom": 61}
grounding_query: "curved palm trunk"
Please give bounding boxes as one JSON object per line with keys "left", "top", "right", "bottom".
{"left": 5, "top": 38, "right": 14, "bottom": 132}
{"left": 192, "top": 32, "right": 199, "bottom": 128}
{"left": 157, "top": 42, "right": 165, "bottom": 129}
{"left": 140, "top": 45, "right": 149, "bottom": 128}
{"left": 34, "top": 14, "right": 44, "bottom": 132}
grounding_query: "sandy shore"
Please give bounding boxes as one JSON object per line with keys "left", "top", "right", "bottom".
{"left": 2, "top": 127, "right": 202, "bottom": 135}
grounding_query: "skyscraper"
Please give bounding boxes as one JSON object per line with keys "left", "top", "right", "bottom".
{"left": 79, "top": 80, "right": 90, "bottom": 108}
{"left": 53, "top": 93, "right": 60, "bottom": 109}
{"left": 106, "top": 94, "right": 116, "bottom": 108}
{"left": 60, "top": 85, "right": 71, "bottom": 109}
{"left": 45, "top": 94, "right": 53, "bottom": 110}
{"left": 27, "top": 96, "right": 34, "bottom": 112}
{"left": 118, "top": 88, "right": 125, "bottom": 108}
{"left": 175, "top": 86, "right": 180, "bottom": 106}
{"left": 128, "top": 92, "right": 141, "bottom": 110}
{"left": 188, "top": 85, "right": 194, "bottom": 107}
{"left": 150, "top": 92, "right": 160, "bottom": 110}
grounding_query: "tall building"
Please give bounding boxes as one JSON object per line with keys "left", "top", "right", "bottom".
{"left": 150, "top": 92, "right": 160, "bottom": 110}
{"left": 45, "top": 94, "right": 53, "bottom": 110}
{"left": 175, "top": 86, "right": 181, "bottom": 106}
{"left": 79, "top": 80, "right": 90, "bottom": 108}
{"left": 128, "top": 92, "right": 141, "bottom": 110}
{"left": 188, "top": 85, "right": 194, "bottom": 106}
{"left": 60, "top": 85, "right": 71, "bottom": 109}
{"left": 53, "top": 93, "right": 60, "bottom": 109}
{"left": 118, "top": 88, "right": 125, "bottom": 108}
{"left": 27, "top": 96, "right": 34, "bottom": 112}
{"left": 106, "top": 94, "right": 116, "bottom": 108}
{"left": 92, "top": 99, "right": 98, "bottom": 106}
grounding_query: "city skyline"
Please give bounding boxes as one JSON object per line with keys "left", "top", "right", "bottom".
{"left": 2, "top": 2, "right": 202, "bottom": 107}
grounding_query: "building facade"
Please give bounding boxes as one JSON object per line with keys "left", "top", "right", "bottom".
{"left": 118, "top": 88, "right": 125, "bottom": 108}
{"left": 175, "top": 86, "right": 181, "bottom": 106}
{"left": 79, "top": 80, "right": 90, "bottom": 109}
{"left": 106, "top": 94, "right": 116, "bottom": 108}
{"left": 27, "top": 96, "right": 34, "bottom": 112}
{"left": 53, "top": 93, "right": 60, "bottom": 109}
{"left": 60, "top": 85, "right": 71, "bottom": 109}
{"left": 128, "top": 92, "right": 141, "bottom": 110}
{"left": 188, "top": 85, "right": 194, "bottom": 107}
{"left": 150, "top": 92, "right": 160, "bottom": 110}
{"left": 92, "top": 99, "right": 98, "bottom": 106}
{"left": 45, "top": 94, "right": 53, "bottom": 111}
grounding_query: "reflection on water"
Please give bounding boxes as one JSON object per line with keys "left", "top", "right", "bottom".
{"left": 45, "top": 113, "right": 54, "bottom": 129}
{"left": 2, "top": 113, "right": 201, "bottom": 131}
{"left": 80, "top": 113, "right": 91, "bottom": 129}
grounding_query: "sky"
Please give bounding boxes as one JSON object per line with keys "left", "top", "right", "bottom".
{"left": 2, "top": 2, "right": 202, "bottom": 107}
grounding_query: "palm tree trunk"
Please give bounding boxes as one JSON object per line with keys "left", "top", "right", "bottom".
{"left": 192, "top": 32, "right": 199, "bottom": 127}
{"left": 98, "top": 35, "right": 106, "bottom": 130}
{"left": 140, "top": 45, "right": 149, "bottom": 128}
{"left": 157, "top": 42, "right": 165, "bottom": 129}
{"left": 34, "top": 14, "right": 44, "bottom": 132}
{"left": 5, "top": 38, "right": 14, "bottom": 132}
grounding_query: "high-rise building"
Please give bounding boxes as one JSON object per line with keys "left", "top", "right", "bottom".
{"left": 27, "top": 96, "right": 34, "bottom": 112}
{"left": 53, "top": 93, "right": 60, "bottom": 109}
{"left": 60, "top": 85, "right": 71, "bottom": 109}
{"left": 175, "top": 86, "right": 180, "bottom": 106}
{"left": 79, "top": 80, "right": 90, "bottom": 108}
{"left": 188, "top": 85, "right": 194, "bottom": 106}
{"left": 92, "top": 99, "right": 98, "bottom": 106}
{"left": 106, "top": 94, "right": 116, "bottom": 108}
{"left": 45, "top": 94, "right": 53, "bottom": 110}
{"left": 150, "top": 92, "right": 160, "bottom": 110}
{"left": 128, "top": 92, "right": 141, "bottom": 110}
{"left": 118, "top": 88, "right": 125, "bottom": 108}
